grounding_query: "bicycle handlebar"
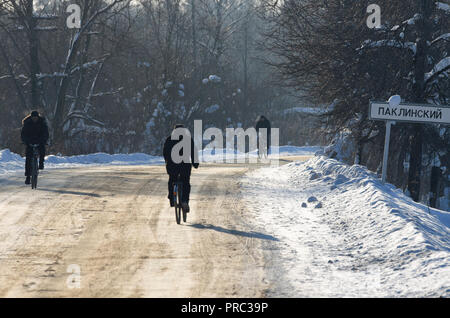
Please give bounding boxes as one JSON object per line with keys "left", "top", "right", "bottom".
{"left": 22, "top": 143, "right": 48, "bottom": 147}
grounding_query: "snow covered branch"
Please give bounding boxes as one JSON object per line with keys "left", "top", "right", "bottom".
{"left": 90, "top": 87, "right": 124, "bottom": 98}
{"left": 431, "top": 33, "right": 450, "bottom": 46}
{"left": 359, "top": 40, "right": 417, "bottom": 55}
{"left": 63, "top": 111, "right": 105, "bottom": 127}
{"left": 425, "top": 57, "right": 450, "bottom": 83}
{"left": 70, "top": 56, "right": 110, "bottom": 75}
{"left": 0, "top": 73, "right": 28, "bottom": 80}
{"left": 34, "top": 26, "right": 58, "bottom": 32}
{"left": 33, "top": 14, "right": 59, "bottom": 20}
{"left": 436, "top": 2, "right": 450, "bottom": 14}
{"left": 402, "top": 13, "right": 422, "bottom": 26}
{"left": 36, "top": 72, "right": 67, "bottom": 80}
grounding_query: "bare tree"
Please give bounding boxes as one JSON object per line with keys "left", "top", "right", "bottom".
{"left": 261, "top": 0, "right": 449, "bottom": 203}
{"left": 52, "top": 0, "right": 130, "bottom": 150}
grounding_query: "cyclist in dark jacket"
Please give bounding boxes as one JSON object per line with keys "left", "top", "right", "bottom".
{"left": 21, "top": 111, "right": 49, "bottom": 184}
{"left": 255, "top": 115, "right": 271, "bottom": 158}
{"left": 163, "top": 124, "right": 199, "bottom": 212}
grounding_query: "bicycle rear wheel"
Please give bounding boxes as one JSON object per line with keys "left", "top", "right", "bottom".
{"left": 175, "top": 206, "right": 181, "bottom": 224}
{"left": 178, "top": 184, "right": 187, "bottom": 223}
{"left": 182, "top": 208, "right": 187, "bottom": 223}
{"left": 174, "top": 184, "right": 181, "bottom": 224}
{"left": 31, "top": 157, "right": 38, "bottom": 189}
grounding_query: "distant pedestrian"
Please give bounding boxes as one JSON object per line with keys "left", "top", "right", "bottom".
{"left": 255, "top": 115, "right": 271, "bottom": 158}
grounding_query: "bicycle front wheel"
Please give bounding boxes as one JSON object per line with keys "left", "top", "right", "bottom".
{"left": 31, "top": 174, "right": 38, "bottom": 189}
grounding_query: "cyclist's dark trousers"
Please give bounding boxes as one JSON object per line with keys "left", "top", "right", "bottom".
{"left": 25, "top": 144, "right": 45, "bottom": 176}
{"left": 257, "top": 134, "right": 271, "bottom": 156}
{"left": 167, "top": 164, "right": 192, "bottom": 203}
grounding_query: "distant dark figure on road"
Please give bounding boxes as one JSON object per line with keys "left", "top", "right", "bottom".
{"left": 255, "top": 115, "right": 271, "bottom": 158}
{"left": 21, "top": 110, "right": 49, "bottom": 185}
{"left": 163, "top": 124, "right": 199, "bottom": 213}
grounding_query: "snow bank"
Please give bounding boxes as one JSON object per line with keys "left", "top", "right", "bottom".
{"left": 0, "top": 149, "right": 164, "bottom": 175}
{"left": 0, "top": 149, "right": 25, "bottom": 175}
{"left": 241, "top": 156, "right": 450, "bottom": 297}
{"left": 277, "top": 146, "right": 322, "bottom": 156}
{"left": 0, "top": 146, "right": 321, "bottom": 175}
{"left": 200, "top": 146, "right": 322, "bottom": 162}
{"left": 45, "top": 152, "right": 164, "bottom": 166}
{"left": 324, "top": 130, "right": 356, "bottom": 163}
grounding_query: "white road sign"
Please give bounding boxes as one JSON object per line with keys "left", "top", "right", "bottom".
{"left": 370, "top": 101, "right": 450, "bottom": 124}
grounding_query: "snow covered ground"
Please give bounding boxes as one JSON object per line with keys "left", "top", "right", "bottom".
{"left": 2, "top": 146, "right": 449, "bottom": 297}
{"left": 241, "top": 156, "right": 450, "bottom": 297}
{"left": 200, "top": 146, "right": 322, "bottom": 162}
{"left": 0, "top": 149, "right": 165, "bottom": 176}
{"left": 0, "top": 146, "right": 322, "bottom": 176}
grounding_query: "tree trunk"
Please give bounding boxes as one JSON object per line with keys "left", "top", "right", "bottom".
{"left": 243, "top": 12, "right": 249, "bottom": 110}
{"left": 408, "top": 125, "right": 423, "bottom": 201}
{"left": 26, "top": 0, "right": 41, "bottom": 109}
{"left": 191, "top": 0, "right": 197, "bottom": 71}
{"left": 407, "top": 0, "right": 433, "bottom": 202}
{"left": 53, "top": 34, "right": 81, "bottom": 150}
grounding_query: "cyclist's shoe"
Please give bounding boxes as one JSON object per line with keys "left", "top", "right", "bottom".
{"left": 25, "top": 176, "right": 31, "bottom": 185}
{"left": 181, "top": 202, "right": 190, "bottom": 213}
{"left": 39, "top": 162, "right": 44, "bottom": 170}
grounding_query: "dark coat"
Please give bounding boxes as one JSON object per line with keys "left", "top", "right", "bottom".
{"left": 255, "top": 116, "right": 271, "bottom": 134}
{"left": 163, "top": 134, "right": 199, "bottom": 174}
{"left": 21, "top": 115, "right": 49, "bottom": 145}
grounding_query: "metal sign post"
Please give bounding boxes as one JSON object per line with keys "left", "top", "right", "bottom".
{"left": 381, "top": 120, "right": 394, "bottom": 184}
{"left": 369, "top": 100, "right": 450, "bottom": 184}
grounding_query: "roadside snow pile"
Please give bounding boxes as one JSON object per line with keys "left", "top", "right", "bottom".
{"left": 241, "top": 156, "right": 450, "bottom": 297}
{"left": 0, "top": 146, "right": 321, "bottom": 175}
{"left": 200, "top": 146, "right": 322, "bottom": 162}
{"left": 0, "top": 149, "right": 25, "bottom": 175}
{"left": 45, "top": 152, "right": 164, "bottom": 166}
{"left": 0, "top": 149, "right": 164, "bottom": 175}
{"left": 277, "top": 146, "right": 322, "bottom": 157}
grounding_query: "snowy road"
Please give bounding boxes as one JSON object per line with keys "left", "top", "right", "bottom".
{"left": 1, "top": 154, "right": 447, "bottom": 298}
{"left": 0, "top": 160, "right": 302, "bottom": 297}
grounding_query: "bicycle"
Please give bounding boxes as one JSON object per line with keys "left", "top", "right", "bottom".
{"left": 29, "top": 144, "right": 40, "bottom": 189}
{"left": 258, "top": 134, "right": 269, "bottom": 160}
{"left": 173, "top": 179, "right": 187, "bottom": 225}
